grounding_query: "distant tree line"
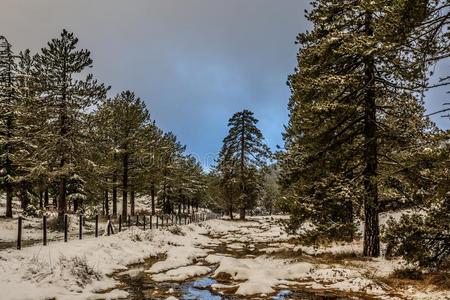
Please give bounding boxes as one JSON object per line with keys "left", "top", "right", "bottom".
{"left": 0, "top": 30, "right": 208, "bottom": 224}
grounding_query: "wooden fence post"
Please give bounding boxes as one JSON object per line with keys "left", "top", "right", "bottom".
{"left": 143, "top": 215, "right": 146, "bottom": 230}
{"left": 17, "top": 217, "right": 22, "bottom": 250}
{"left": 128, "top": 215, "right": 131, "bottom": 228}
{"left": 136, "top": 214, "right": 139, "bottom": 227}
{"left": 119, "top": 215, "right": 122, "bottom": 232}
{"left": 43, "top": 215, "right": 47, "bottom": 245}
{"left": 95, "top": 215, "right": 99, "bottom": 237}
{"left": 150, "top": 215, "right": 153, "bottom": 229}
{"left": 64, "top": 214, "right": 68, "bottom": 242}
{"left": 156, "top": 215, "right": 159, "bottom": 228}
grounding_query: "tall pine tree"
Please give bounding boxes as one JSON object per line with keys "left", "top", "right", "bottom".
{"left": 33, "top": 30, "right": 108, "bottom": 221}
{"left": 217, "top": 110, "right": 271, "bottom": 219}
{"left": 0, "top": 35, "right": 17, "bottom": 217}
{"left": 281, "top": 0, "right": 436, "bottom": 256}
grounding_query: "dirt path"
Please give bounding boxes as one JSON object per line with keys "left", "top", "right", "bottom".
{"left": 96, "top": 218, "right": 372, "bottom": 299}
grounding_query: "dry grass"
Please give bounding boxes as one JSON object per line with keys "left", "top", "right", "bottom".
{"left": 380, "top": 267, "right": 450, "bottom": 294}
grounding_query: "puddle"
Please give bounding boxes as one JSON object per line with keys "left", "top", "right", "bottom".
{"left": 181, "top": 277, "right": 223, "bottom": 300}
{"left": 110, "top": 269, "right": 357, "bottom": 300}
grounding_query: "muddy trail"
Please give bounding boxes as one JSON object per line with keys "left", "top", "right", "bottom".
{"left": 95, "top": 225, "right": 371, "bottom": 300}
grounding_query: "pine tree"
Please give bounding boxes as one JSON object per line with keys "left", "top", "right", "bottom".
{"left": 33, "top": 30, "right": 108, "bottom": 222}
{"left": 382, "top": 1, "right": 450, "bottom": 267}
{"left": 0, "top": 35, "right": 17, "bottom": 217}
{"left": 281, "top": 0, "right": 437, "bottom": 256}
{"left": 383, "top": 131, "right": 450, "bottom": 268}
{"left": 157, "top": 132, "right": 186, "bottom": 214}
{"left": 96, "top": 91, "right": 150, "bottom": 217}
{"left": 217, "top": 110, "right": 271, "bottom": 219}
{"left": 14, "top": 49, "right": 41, "bottom": 212}
{"left": 213, "top": 152, "right": 239, "bottom": 219}
{"left": 0, "top": 37, "right": 38, "bottom": 216}
{"left": 174, "top": 156, "right": 207, "bottom": 214}
{"left": 260, "top": 165, "right": 281, "bottom": 215}
{"left": 138, "top": 123, "right": 166, "bottom": 215}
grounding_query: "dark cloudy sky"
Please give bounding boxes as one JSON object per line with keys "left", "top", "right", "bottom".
{"left": 1, "top": 0, "right": 448, "bottom": 168}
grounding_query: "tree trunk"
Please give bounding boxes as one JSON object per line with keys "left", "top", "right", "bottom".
{"left": 362, "top": 11, "right": 380, "bottom": 257}
{"left": 4, "top": 43, "right": 14, "bottom": 219}
{"left": 58, "top": 53, "right": 68, "bottom": 223}
{"left": 20, "top": 183, "right": 30, "bottom": 210}
{"left": 130, "top": 190, "right": 135, "bottom": 216}
{"left": 162, "top": 182, "right": 167, "bottom": 213}
{"left": 151, "top": 183, "right": 156, "bottom": 215}
{"left": 44, "top": 188, "right": 49, "bottom": 207}
{"left": 39, "top": 191, "right": 43, "bottom": 209}
{"left": 239, "top": 208, "right": 245, "bottom": 220}
{"left": 239, "top": 114, "right": 246, "bottom": 220}
{"left": 58, "top": 178, "right": 66, "bottom": 221}
{"left": 122, "top": 153, "right": 129, "bottom": 218}
{"left": 20, "top": 185, "right": 29, "bottom": 210}
{"left": 105, "top": 190, "right": 109, "bottom": 216}
{"left": 5, "top": 184, "right": 13, "bottom": 218}
{"left": 112, "top": 172, "right": 117, "bottom": 216}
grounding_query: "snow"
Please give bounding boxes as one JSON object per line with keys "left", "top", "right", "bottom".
{"left": 0, "top": 213, "right": 448, "bottom": 299}
{"left": 0, "top": 227, "right": 158, "bottom": 299}
{"left": 211, "top": 255, "right": 313, "bottom": 295}
{"left": 148, "top": 245, "right": 209, "bottom": 274}
{"left": 152, "top": 265, "right": 211, "bottom": 282}
{"left": 0, "top": 222, "right": 210, "bottom": 300}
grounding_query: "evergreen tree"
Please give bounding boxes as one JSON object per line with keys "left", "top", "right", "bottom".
{"left": 217, "top": 110, "right": 271, "bottom": 219}
{"left": 14, "top": 49, "right": 42, "bottom": 212}
{"left": 140, "top": 123, "right": 166, "bottom": 215}
{"left": 0, "top": 35, "right": 17, "bottom": 217}
{"left": 17, "top": 49, "right": 53, "bottom": 211}
{"left": 383, "top": 131, "right": 450, "bottom": 268}
{"left": 157, "top": 132, "right": 186, "bottom": 214}
{"left": 96, "top": 91, "right": 150, "bottom": 217}
{"left": 33, "top": 30, "right": 108, "bottom": 221}
{"left": 383, "top": 2, "right": 450, "bottom": 267}
{"left": 0, "top": 38, "right": 37, "bottom": 216}
{"left": 259, "top": 165, "right": 281, "bottom": 215}
{"left": 281, "top": 0, "right": 436, "bottom": 256}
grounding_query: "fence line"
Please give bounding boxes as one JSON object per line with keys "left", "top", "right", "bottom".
{"left": 15, "top": 211, "right": 218, "bottom": 250}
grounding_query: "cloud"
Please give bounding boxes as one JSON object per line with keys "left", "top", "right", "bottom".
{"left": 1, "top": 0, "right": 447, "bottom": 167}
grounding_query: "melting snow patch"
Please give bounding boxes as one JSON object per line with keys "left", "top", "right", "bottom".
{"left": 152, "top": 265, "right": 211, "bottom": 282}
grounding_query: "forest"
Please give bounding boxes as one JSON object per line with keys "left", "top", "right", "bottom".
{"left": 1, "top": 0, "right": 450, "bottom": 299}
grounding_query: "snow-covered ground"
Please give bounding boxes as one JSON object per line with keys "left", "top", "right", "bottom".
{"left": 0, "top": 215, "right": 448, "bottom": 299}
